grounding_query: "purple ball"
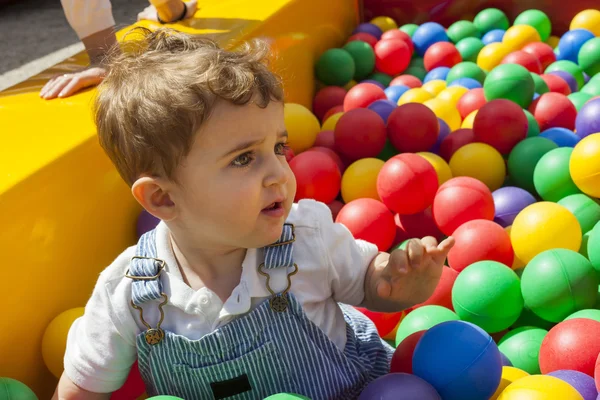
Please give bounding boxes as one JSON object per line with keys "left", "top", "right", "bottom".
{"left": 360, "top": 79, "right": 386, "bottom": 90}
{"left": 575, "top": 98, "right": 600, "bottom": 139}
{"left": 549, "top": 70, "right": 579, "bottom": 93}
{"left": 500, "top": 352, "right": 513, "bottom": 367}
{"left": 492, "top": 186, "right": 537, "bottom": 227}
{"left": 353, "top": 23, "right": 383, "bottom": 40}
{"left": 137, "top": 209, "right": 160, "bottom": 238}
{"left": 368, "top": 99, "right": 397, "bottom": 123}
{"left": 548, "top": 370, "right": 598, "bottom": 400}
{"left": 429, "top": 118, "right": 450, "bottom": 154}
{"left": 359, "top": 373, "right": 441, "bottom": 400}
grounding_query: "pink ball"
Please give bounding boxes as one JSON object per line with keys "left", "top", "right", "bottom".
{"left": 529, "top": 92, "right": 578, "bottom": 131}
{"left": 473, "top": 99, "right": 528, "bottom": 154}
{"left": 334, "top": 108, "right": 387, "bottom": 161}
{"left": 387, "top": 103, "right": 439, "bottom": 153}
{"left": 390, "top": 75, "right": 422, "bottom": 88}
{"left": 375, "top": 39, "right": 412, "bottom": 76}
{"left": 501, "top": 50, "right": 542, "bottom": 74}
{"left": 381, "top": 29, "right": 414, "bottom": 54}
{"left": 424, "top": 42, "right": 462, "bottom": 71}
{"left": 313, "top": 86, "right": 347, "bottom": 121}
{"left": 343, "top": 83, "right": 387, "bottom": 111}
{"left": 335, "top": 198, "right": 396, "bottom": 251}
{"left": 377, "top": 154, "right": 439, "bottom": 215}
{"left": 456, "top": 88, "right": 487, "bottom": 119}
{"left": 522, "top": 42, "right": 556, "bottom": 70}
{"left": 289, "top": 151, "right": 341, "bottom": 203}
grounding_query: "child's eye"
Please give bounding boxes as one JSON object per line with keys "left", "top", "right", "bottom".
{"left": 231, "top": 151, "right": 255, "bottom": 167}
{"left": 275, "top": 142, "right": 290, "bottom": 156}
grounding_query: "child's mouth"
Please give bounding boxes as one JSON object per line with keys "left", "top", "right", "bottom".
{"left": 261, "top": 202, "right": 285, "bottom": 217}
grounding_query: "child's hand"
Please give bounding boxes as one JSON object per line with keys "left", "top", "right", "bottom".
{"left": 363, "top": 236, "right": 454, "bottom": 312}
{"left": 40, "top": 67, "right": 106, "bottom": 100}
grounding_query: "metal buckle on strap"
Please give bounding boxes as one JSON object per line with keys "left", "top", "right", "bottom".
{"left": 258, "top": 263, "right": 298, "bottom": 312}
{"left": 124, "top": 256, "right": 166, "bottom": 280}
{"left": 131, "top": 292, "right": 169, "bottom": 345}
{"left": 265, "top": 223, "right": 296, "bottom": 247}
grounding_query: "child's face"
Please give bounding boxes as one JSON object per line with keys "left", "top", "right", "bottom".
{"left": 169, "top": 99, "right": 296, "bottom": 249}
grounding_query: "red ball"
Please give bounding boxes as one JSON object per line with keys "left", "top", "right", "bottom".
{"left": 412, "top": 266, "right": 458, "bottom": 310}
{"left": 432, "top": 177, "right": 495, "bottom": 236}
{"left": 539, "top": 318, "right": 600, "bottom": 377}
{"left": 540, "top": 73, "right": 571, "bottom": 95}
{"left": 424, "top": 42, "right": 462, "bottom": 71}
{"left": 522, "top": 42, "right": 556, "bottom": 70}
{"left": 355, "top": 307, "right": 404, "bottom": 337}
{"left": 313, "top": 86, "right": 347, "bottom": 121}
{"left": 289, "top": 151, "right": 341, "bottom": 203}
{"left": 111, "top": 361, "right": 145, "bottom": 400}
{"left": 335, "top": 198, "right": 396, "bottom": 251}
{"left": 306, "top": 146, "right": 346, "bottom": 174}
{"left": 323, "top": 105, "right": 344, "bottom": 122}
{"left": 347, "top": 32, "right": 378, "bottom": 48}
{"left": 387, "top": 103, "right": 439, "bottom": 153}
{"left": 473, "top": 99, "right": 528, "bottom": 154}
{"left": 390, "top": 74, "right": 422, "bottom": 88}
{"left": 334, "top": 108, "right": 387, "bottom": 161}
{"left": 529, "top": 92, "right": 578, "bottom": 131}
{"left": 314, "top": 130, "right": 336, "bottom": 150}
{"left": 456, "top": 88, "right": 487, "bottom": 119}
{"left": 327, "top": 199, "right": 345, "bottom": 220}
{"left": 439, "top": 128, "right": 475, "bottom": 162}
{"left": 390, "top": 330, "right": 427, "bottom": 373}
{"left": 381, "top": 29, "right": 414, "bottom": 54}
{"left": 377, "top": 154, "right": 439, "bottom": 215}
{"left": 375, "top": 39, "right": 412, "bottom": 76}
{"left": 395, "top": 207, "right": 445, "bottom": 241}
{"left": 343, "top": 82, "right": 387, "bottom": 111}
{"left": 284, "top": 147, "right": 295, "bottom": 163}
{"left": 501, "top": 50, "right": 542, "bottom": 74}
{"left": 447, "top": 219, "right": 514, "bottom": 272}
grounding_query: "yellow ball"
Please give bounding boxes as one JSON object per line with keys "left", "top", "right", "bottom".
{"left": 398, "top": 88, "right": 434, "bottom": 105}
{"left": 42, "top": 307, "right": 85, "bottom": 378}
{"left": 505, "top": 226, "right": 526, "bottom": 270}
{"left": 478, "top": 42, "right": 512, "bottom": 72}
{"left": 569, "top": 133, "right": 600, "bottom": 198}
{"left": 503, "top": 25, "right": 542, "bottom": 52}
{"left": 462, "top": 110, "right": 478, "bottom": 129}
{"left": 491, "top": 367, "right": 530, "bottom": 400}
{"left": 424, "top": 98, "right": 462, "bottom": 132}
{"left": 546, "top": 35, "right": 560, "bottom": 48}
{"left": 510, "top": 202, "right": 582, "bottom": 264}
{"left": 437, "top": 86, "right": 469, "bottom": 107}
{"left": 322, "top": 112, "right": 344, "bottom": 132}
{"left": 417, "top": 152, "right": 453, "bottom": 185}
{"left": 422, "top": 80, "right": 448, "bottom": 97}
{"left": 449, "top": 142, "right": 506, "bottom": 191}
{"left": 370, "top": 16, "right": 398, "bottom": 32}
{"left": 341, "top": 158, "right": 385, "bottom": 203}
{"left": 498, "top": 375, "right": 584, "bottom": 400}
{"left": 571, "top": 9, "right": 600, "bottom": 37}
{"left": 344, "top": 79, "right": 358, "bottom": 91}
{"left": 284, "top": 103, "right": 320, "bottom": 154}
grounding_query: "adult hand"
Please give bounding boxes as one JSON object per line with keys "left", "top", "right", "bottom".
{"left": 40, "top": 67, "right": 106, "bottom": 100}
{"left": 137, "top": 0, "right": 198, "bottom": 23}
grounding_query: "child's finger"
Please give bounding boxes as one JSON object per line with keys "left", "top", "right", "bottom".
{"left": 420, "top": 236, "right": 439, "bottom": 250}
{"left": 407, "top": 239, "right": 424, "bottom": 267}
{"left": 42, "top": 76, "right": 70, "bottom": 99}
{"left": 438, "top": 236, "right": 455, "bottom": 253}
{"left": 388, "top": 248, "right": 409, "bottom": 274}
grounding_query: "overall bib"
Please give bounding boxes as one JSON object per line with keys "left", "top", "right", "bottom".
{"left": 126, "top": 224, "right": 393, "bottom": 399}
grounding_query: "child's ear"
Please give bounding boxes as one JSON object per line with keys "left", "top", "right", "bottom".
{"left": 132, "top": 176, "right": 177, "bottom": 222}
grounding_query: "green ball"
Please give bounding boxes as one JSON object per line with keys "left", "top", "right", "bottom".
{"left": 343, "top": 41, "right": 375, "bottom": 80}
{"left": 565, "top": 308, "right": 600, "bottom": 322}
{"left": 446, "top": 61, "right": 487, "bottom": 84}
{"left": 395, "top": 305, "right": 459, "bottom": 346}
{"left": 474, "top": 8, "right": 510, "bottom": 35}
{"left": 568, "top": 92, "right": 594, "bottom": 111}
{"left": 578, "top": 37, "right": 600, "bottom": 77}
{"left": 452, "top": 261, "right": 524, "bottom": 333}
{"left": 511, "top": 306, "right": 556, "bottom": 330}
{"left": 368, "top": 71, "right": 393, "bottom": 87}
{"left": 523, "top": 110, "right": 540, "bottom": 137}
{"left": 514, "top": 9, "right": 552, "bottom": 42}
{"left": 533, "top": 147, "right": 582, "bottom": 202}
{"left": 404, "top": 65, "right": 427, "bottom": 81}
{"left": 264, "top": 394, "right": 311, "bottom": 400}
{"left": 315, "top": 48, "right": 355, "bottom": 86}
{"left": 484, "top": 64, "right": 535, "bottom": 108}
{"left": 498, "top": 326, "right": 548, "bottom": 374}
{"left": 391, "top": 239, "right": 411, "bottom": 252}
{"left": 521, "top": 249, "right": 599, "bottom": 322}
{"left": 448, "top": 20, "right": 481, "bottom": 43}
{"left": 456, "top": 37, "right": 485, "bottom": 63}
{"left": 581, "top": 79, "right": 600, "bottom": 96}
{"left": 587, "top": 221, "right": 600, "bottom": 279}
{"left": 0, "top": 378, "right": 38, "bottom": 400}
{"left": 409, "top": 57, "right": 425, "bottom": 69}
{"left": 580, "top": 230, "right": 591, "bottom": 258}
{"left": 557, "top": 194, "right": 600, "bottom": 234}
{"left": 531, "top": 73, "right": 550, "bottom": 95}
{"left": 385, "top": 339, "right": 396, "bottom": 348}
{"left": 377, "top": 139, "right": 398, "bottom": 161}
{"left": 545, "top": 61, "right": 585, "bottom": 90}
{"left": 507, "top": 137, "right": 558, "bottom": 194}
{"left": 399, "top": 24, "right": 419, "bottom": 37}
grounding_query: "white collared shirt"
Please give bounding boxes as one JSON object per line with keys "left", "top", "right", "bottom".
{"left": 64, "top": 199, "right": 379, "bottom": 393}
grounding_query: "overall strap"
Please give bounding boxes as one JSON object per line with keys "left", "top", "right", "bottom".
{"left": 262, "top": 223, "right": 295, "bottom": 270}
{"left": 127, "top": 229, "right": 165, "bottom": 307}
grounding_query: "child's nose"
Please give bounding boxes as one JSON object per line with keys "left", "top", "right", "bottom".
{"left": 263, "top": 155, "right": 288, "bottom": 187}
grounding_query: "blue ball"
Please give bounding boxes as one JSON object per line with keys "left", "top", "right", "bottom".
{"left": 367, "top": 100, "right": 397, "bottom": 123}
{"left": 533, "top": 92, "right": 541, "bottom": 101}
{"left": 412, "top": 22, "right": 449, "bottom": 57}
{"left": 412, "top": 321, "right": 502, "bottom": 400}
{"left": 557, "top": 29, "right": 595, "bottom": 63}
{"left": 539, "top": 127, "right": 581, "bottom": 147}
{"left": 424, "top": 67, "right": 451, "bottom": 83}
{"left": 352, "top": 22, "right": 383, "bottom": 40}
{"left": 384, "top": 85, "right": 410, "bottom": 103}
{"left": 448, "top": 77, "right": 482, "bottom": 90}
{"left": 482, "top": 29, "right": 505, "bottom": 45}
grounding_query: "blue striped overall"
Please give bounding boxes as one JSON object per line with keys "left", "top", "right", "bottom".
{"left": 127, "top": 224, "right": 393, "bottom": 399}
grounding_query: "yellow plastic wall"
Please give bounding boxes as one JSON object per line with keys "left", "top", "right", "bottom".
{"left": 0, "top": 0, "right": 358, "bottom": 397}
